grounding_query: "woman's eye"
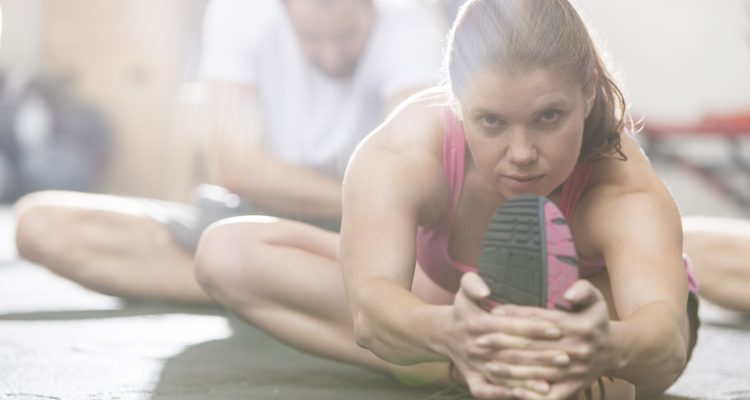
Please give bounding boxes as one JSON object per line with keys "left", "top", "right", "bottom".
{"left": 479, "top": 115, "right": 502, "bottom": 128}
{"left": 538, "top": 110, "right": 561, "bottom": 124}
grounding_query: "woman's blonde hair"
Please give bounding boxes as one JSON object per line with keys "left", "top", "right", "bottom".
{"left": 445, "top": 0, "right": 630, "bottom": 160}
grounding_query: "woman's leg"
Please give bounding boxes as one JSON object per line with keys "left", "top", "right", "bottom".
{"left": 14, "top": 191, "right": 211, "bottom": 303}
{"left": 683, "top": 216, "right": 750, "bottom": 312}
{"left": 194, "top": 216, "right": 447, "bottom": 383}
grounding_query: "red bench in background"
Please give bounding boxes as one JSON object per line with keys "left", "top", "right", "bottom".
{"left": 639, "top": 112, "right": 750, "bottom": 212}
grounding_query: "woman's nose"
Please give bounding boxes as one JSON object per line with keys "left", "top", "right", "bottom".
{"left": 507, "top": 133, "right": 538, "bottom": 165}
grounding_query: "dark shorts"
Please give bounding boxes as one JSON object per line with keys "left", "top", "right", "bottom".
{"left": 686, "top": 291, "right": 700, "bottom": 362}
{"left": 135, "top": 198, "right": 202, "bottom": 252}
{"left": 139, "top": 185, "right": 341, "bottom": 254}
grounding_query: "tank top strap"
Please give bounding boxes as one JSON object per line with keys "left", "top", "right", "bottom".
{"left": 558, "top": 161, "right": 593, "bottom": 223}
{"left": 442, "top": 109, "right": 466, "bottom": 227}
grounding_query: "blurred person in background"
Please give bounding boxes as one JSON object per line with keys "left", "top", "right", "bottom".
{"left": 13, "top": 0, "right": 443, "bottom": 303}
{"left": 683, "top": 216, "right": 750, "bottom": 313}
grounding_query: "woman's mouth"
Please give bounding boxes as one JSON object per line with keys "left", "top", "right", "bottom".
{"left": 501, "top": 174, "right": 544, "bottom": 191}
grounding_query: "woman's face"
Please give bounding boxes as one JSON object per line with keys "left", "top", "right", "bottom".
{"left": 459, "top": 67, "right": 595, "bottom": 199}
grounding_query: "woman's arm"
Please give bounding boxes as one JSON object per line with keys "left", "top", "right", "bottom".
{"left": 578, "top": 137, "right": 690, "bottom": 394}
{"left": 340, "top": 97, "right": 453, "bottom": 363}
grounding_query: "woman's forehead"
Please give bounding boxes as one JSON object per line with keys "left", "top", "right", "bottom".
{"left": 460, "top": 68, "right": 582, "bottom": 115}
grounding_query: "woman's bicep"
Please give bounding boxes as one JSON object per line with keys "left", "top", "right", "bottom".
{"left": 341, "top": 148, "right": 419, "bottom": 285}
{"left": 585, "top": 188, "right": 687, "bottom": 319}
{"left": 341, "top": 141, "right": 440, "bottom": 312}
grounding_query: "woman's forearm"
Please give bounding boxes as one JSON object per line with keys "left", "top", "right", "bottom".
{"left": 608, "top": 301, "right": 688, "bottom": 392}
{"left": 352, "top": 278, "right": 451, "bottom": 365}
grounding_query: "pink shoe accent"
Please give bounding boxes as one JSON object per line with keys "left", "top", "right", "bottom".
{"left": 543, "top": 200, "right": 579, "bottom": 310}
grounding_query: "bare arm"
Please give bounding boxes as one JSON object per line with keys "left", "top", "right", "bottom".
{"left": 592, "top": 200, "right": 688, "bottom": 391}
{"left": 205, "top": 81, "right": 343, "bottom": 219}
{"left": 340, "top": 98, "right": 448, "bottom": 363}
{"left": 206, "top": 83, "right": 429, "bottom": 220}
{"left": 578, "top": 136, "right": 690, "bottom": 393}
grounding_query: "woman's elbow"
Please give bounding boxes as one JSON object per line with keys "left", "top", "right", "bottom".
{"left": 643, "top": 333, "right": 689, "bottom": 396}
{"left": 352, "top": 312, "right": 410, "bottom": 365}
{"left": 352, "top": 311, "right": 377, "bottom": 351}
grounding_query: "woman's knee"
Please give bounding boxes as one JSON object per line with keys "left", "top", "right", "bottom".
{"left": 194, "top": 220, "right": 269, "bottom": 300}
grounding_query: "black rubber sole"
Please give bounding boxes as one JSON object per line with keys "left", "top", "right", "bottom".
{"left": 476, "top": 194, "right": 548, "bottom": 308}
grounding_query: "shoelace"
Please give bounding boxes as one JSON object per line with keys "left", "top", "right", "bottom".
{"left": 583, "top": 377, "right": 607, "bottom": 400}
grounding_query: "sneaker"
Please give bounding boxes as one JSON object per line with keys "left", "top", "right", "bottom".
{"left": 191, "top": 184, "right": 251, "bottom": 230}
{"left": 476, "top": 194, "right": 579, "bottom": 310}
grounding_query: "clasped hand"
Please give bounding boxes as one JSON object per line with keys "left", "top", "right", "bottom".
{"left": 440, "top": 273, "right": 612, "bottom": 400}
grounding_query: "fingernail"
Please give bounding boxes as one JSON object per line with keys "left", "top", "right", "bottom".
{"left": 475, "top": 276, "right": 491, "bottom": 297}
{"left": 553, "top": 353, "right": 570, "bottom": 365}
{"left": 534, "top": 381, "right": 549, "bottom": 393}
{"left": 564, "top": 283, "right": 584, "bottom": 301}
{"left": 491, "top": 307, "right": 506, "bottom": 316}
{"left": 545, "top": 327, "right": 562, "bottom": 338}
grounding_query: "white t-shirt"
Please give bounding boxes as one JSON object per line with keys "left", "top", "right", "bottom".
{"left": 200, "top": 0, "right": 444, "bottom": 179}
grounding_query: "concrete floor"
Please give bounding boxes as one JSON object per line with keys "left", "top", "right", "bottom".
{"left": 1, "top": 193, "right": 750, "bottom": 400}
{"left": 0, "top": 259, "right": 441, "bottom": 400}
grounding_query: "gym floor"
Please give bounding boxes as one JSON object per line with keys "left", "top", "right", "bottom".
{"left": 2, "top": 161, "right": 750, "bottom": 400}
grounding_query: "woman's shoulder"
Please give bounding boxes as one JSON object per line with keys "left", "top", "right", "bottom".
{"left": 573, "top": 134, "right": 681, "bottom": 258}
{"left": 585, "top": 134, "right": 665, "bottom": 197}
{"left": 576, "top": 134, "right": 679, "bottom": 232}
{"left": 363, "top": 86, "right": 450, "bottom": 160}
{"left": 345, "top": 87, "right": 453, "bottom": 220}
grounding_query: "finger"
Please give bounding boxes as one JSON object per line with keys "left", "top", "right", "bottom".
{"left": 491, "top": 303, "right": 561, "bottom": 319}
{"left": 504, "top": 336, "right": 602, "bottom": 363}
{"left": 468, "top": 316, "right": 563, "bottom": 340}
{"left": 459, "top": 272, "right": 492, "bottom": 302}
{"left": 545, "top": 379, "right": 583, "bottom": 400}
{"left": 484, "top": 362, "right": 564, "bottom": 381}
{"left": 483, "top": 378, "right": 551, "bottom": 396}
{"left": 563, "top": 280, "right": 602, "bottom": 308}
{"left": 475, "top": 331, "right": 534, "bottom": 351}
{"left": 510, "top": 385, "right": 553, "bottom": 400}
{"left": 493, "top": 349, "right": 572, "bottom": 367}
{"left": 464, "top": 373, "right": 515, "bottom": 399}
{"left": 476, "top": 332, "right": 571, "bottom": 359}
{"left": 476, "top": 375, "right": 550, "bottom": 393}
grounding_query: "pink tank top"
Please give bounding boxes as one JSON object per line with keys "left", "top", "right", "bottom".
{"left": 415, "top": 110, "right": 699, "bottom": 294}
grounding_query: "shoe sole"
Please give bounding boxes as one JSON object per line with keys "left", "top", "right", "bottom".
{"left": 476, "top": 194, "right": 579, "bottom": 310}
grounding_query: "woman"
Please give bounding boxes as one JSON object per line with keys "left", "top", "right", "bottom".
{"left": 195, "top": 1, "right": 698, "bottom": 398}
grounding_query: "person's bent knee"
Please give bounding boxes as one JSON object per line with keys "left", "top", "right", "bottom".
{"left": 194, "top": 218, "right": 286, "bottom": 305}
{"left": 15, "top": 194, "right": 68, "bottom": 265}
{"left": 194, "top": 222, "right": 254, "bottom": 299}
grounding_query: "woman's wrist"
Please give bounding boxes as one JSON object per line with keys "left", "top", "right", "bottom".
{"left": 421, "top": 304, "right": 455, "bottom": 359}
